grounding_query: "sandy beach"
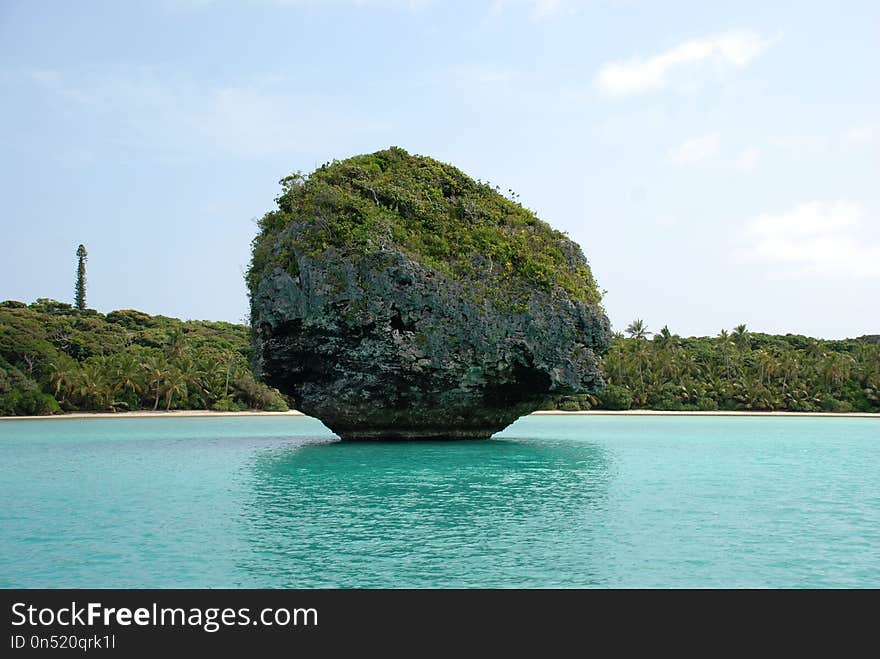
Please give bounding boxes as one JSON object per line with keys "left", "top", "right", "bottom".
{"left": 0, "top": 410, "right": 306, "bottom": 421}
{"left": 1, "top": 409, "right": 877, "bottom": 421}
{"left": 532, "top": 410, "right": 880, "bottom": 418}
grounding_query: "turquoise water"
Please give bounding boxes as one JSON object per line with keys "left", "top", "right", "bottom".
{"left": 0, "top": 415, "right": 878, "bottom": 588}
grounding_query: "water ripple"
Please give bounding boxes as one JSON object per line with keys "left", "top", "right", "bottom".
{"left": 0, "top": 415, "right": 877, "bottom": 587}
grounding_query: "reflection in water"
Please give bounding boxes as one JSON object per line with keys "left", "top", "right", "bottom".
{"left": 239, "top": 437, "right": 611, "bottom": 587}
{"left": 7, "top": 416, "right": 877, "bottom": 587}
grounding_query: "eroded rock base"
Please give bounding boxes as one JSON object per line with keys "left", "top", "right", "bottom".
{"left": 335, "top": 428, "right": 495, "bottom": 441}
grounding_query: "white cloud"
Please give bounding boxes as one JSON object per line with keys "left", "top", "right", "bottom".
{"left": 747, "top": 201, "right": 880, "bottom": 279}
{"left": 667, "top": 133, "right": 720, "bottom": 165}
{"left": 595, "top": 30, "right": 777, "bottom": 97}
{"left": 737, "top": 146, "right": 759, "bottom": 171}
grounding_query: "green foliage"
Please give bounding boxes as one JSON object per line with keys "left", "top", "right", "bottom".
{"left": 0, "top": 354, "right": 56, "bottom": 415}
{"left": 0, "top": 390, "right": 61, "bottom": 416}
{"left": 4, "top": 298, "right": 875, "bottom": 417}
{"left": 75, "top": 244, "right": 88, "bottom": 311}
{"left": 819, "top": 396, "right": 853, "bottom": 413}
{"left": 598, "top": 384, "right": 633, "bottom": 410}
{"left": 597, "top": 323, "right": 880, "bottom": 413}
{"left": 0, "top": 300, "right": 288, "bottom": 416}
{"left": 248, "top": 147, "right": 603, "bottom": 308}
{"left": 211, "top": 397, "right": 246, "bottom": 412}
{"left": 540, "top": 393, "right": 598, "bottom": 411}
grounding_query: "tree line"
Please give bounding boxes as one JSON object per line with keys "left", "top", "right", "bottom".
{"left": 2, "top": 300, "right": 877, "bottom": 416}
{"left": 0, "top": 299, "right": 288, "bottom": 416}
{"left": 544, "top": 320, "right": 880, "bottom": 413}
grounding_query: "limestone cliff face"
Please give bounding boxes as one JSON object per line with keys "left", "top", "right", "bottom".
{"left": 248, "top": 147, "right": 610, "bottom": 439}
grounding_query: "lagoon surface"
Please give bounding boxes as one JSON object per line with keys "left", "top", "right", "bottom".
{"left": 1, "top": 415, "right": 878, "bottom": 588}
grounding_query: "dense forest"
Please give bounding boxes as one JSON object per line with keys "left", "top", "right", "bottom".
{"left": 546, "top": 321, "right": 880, "bottom": 413}
{"left": 0, "top": 299, "right": 288, "bottom": 416}
{"left": 0, "top": 299, "right": 877, "bottom": 416}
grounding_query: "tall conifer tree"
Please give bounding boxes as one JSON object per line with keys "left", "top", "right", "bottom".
{"left": 75, "top": 244, "right": 88, "bottom": 310}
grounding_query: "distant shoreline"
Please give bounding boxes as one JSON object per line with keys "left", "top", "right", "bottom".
{"left": 532, "top": 410, "right": 879, "bottom": 418}
{"left": 0, "top": 410, "right": 306, "bottom": 421}
{"left": 1, "top": 409, "right": 877, "bottom": 421}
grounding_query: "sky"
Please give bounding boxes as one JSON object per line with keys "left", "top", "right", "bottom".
{"left": 1, "top": 0, "right": 877, "bottom": 339}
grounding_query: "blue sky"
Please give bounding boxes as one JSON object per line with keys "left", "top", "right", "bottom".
{"left": 1, "top": 0, "right": 877, "bottom": 338}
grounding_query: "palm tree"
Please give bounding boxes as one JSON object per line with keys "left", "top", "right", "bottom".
{"left": 47, "top": 358, "right": 77, "bottom": 405}
{"left": 606, "top": 333, "right": 626, "bottom": 385}
{"left": 654, "top": 325, "right": 681, "bottom": 348}
{"left": 821, "top": 352, "right": 855, "bottom": 392}
{"left": 163, "top": 368, "right": 188, "bottom": 411}
{"left": 625, "top": 319, "right": 651, "bottom": 341}
{"left": 221, "top": 351, "right": 238, "bottom": 400}
{"left": 141, "top": 354, "right": 169, "bottom": 411}
{"left": 176, "top": 357, "right": 205, "bottom": 408}
{"left": 165, "top": 328, "right": 189, "bottom": 363}
{"left": 754, "top": 349, "right": 777, "bottom": 388}
{"left": 112, "top": 352, "right": 143, "bottom": 402}
{"left": 717, "top": 329, "right": 734, "bottom": 381}
{"left": 72, "top": 362, "right": 110, "bottom": 410}
{"left": 732, "top": 324, "right": 749, "bottom": 350}
{"left": 624, "top": 320, "right": 651, "bottom": 393}
{"left": 196, "top": 356, "right": 227, "bottom": 407}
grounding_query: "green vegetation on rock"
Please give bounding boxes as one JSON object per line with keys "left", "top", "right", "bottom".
{"left": 249, "top": 146, "right": 602, "bottom": 309}
{"left": 247, "top": 147, "right": 611, "bottom": 439}
{"left": 0, "top": 299, "right": 288, "bottom": 416}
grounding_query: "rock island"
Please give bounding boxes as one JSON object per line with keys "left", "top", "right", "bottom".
{"left": 248, "top": 147, "right": 611, "bottom": 439}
